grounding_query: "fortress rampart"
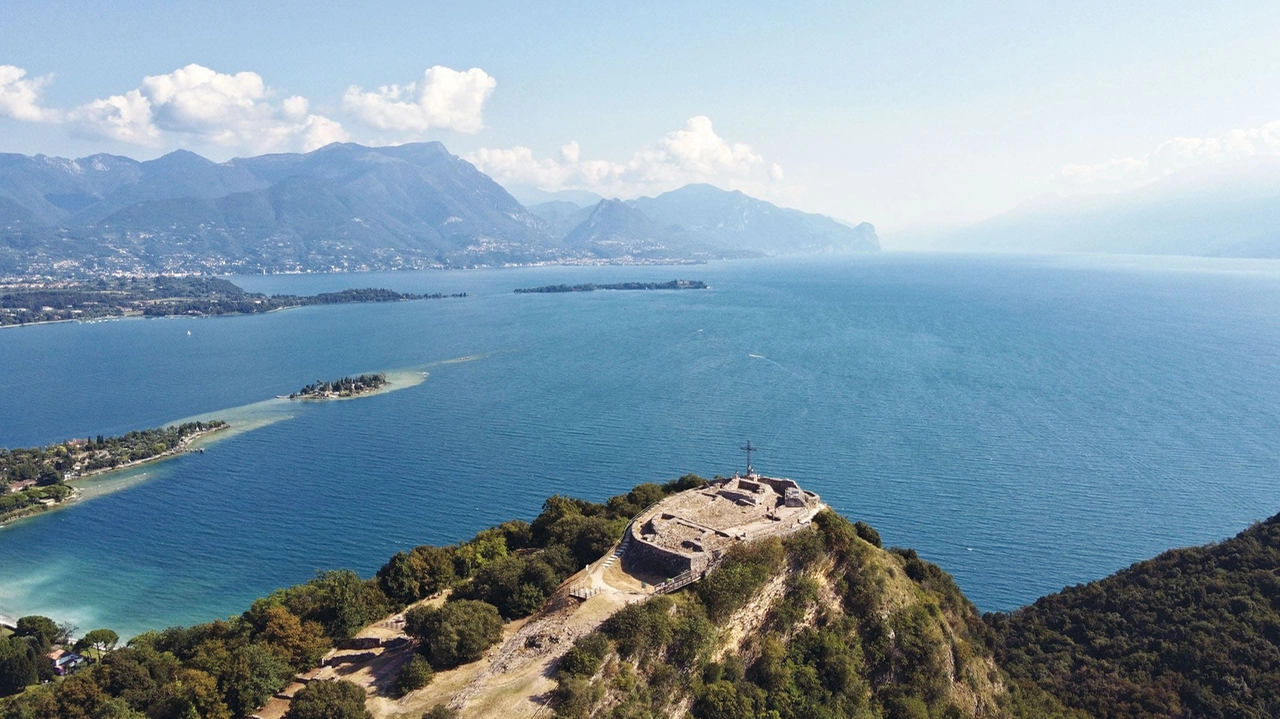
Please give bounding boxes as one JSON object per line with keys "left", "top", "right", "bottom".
{"left": 622, "top": 473, "right": 822, "bottom": 580}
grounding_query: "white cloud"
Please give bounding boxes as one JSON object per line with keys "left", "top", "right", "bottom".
{"left": 343, "top": 66, "right": 495, "bottom": 134}
{"left": 71, "top": 90, "right": 158, "bottom": 144}
{"left": 468, "top": 116, "right": 790, "bottom": 199}
{"left": 1064, "top": 119, "right": 1280, "bottom": 187}
{"left": 0, "top": 65, "right": 59, "bottom": 122}
{"left": 2, "top": 63, "right": 348, "bottom": 153}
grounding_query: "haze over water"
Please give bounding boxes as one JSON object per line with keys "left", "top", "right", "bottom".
{"left": 2, "top": 253, "right": 1279, "bottom": 637}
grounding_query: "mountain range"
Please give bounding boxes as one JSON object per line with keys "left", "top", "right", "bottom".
{"left": 0, "top": 143, "right": 877, "bottom": 277}
{"left": 919, "top": 158, "right": 1280, "bottom": 257}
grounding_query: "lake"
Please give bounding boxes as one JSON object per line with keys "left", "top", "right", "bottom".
{"left": 2, "top": 253, "right": 1279, "bottom": 637}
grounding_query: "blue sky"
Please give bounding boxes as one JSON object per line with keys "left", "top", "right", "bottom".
{"left": 3, "top": 1, "right": 1280, "bottom": 233}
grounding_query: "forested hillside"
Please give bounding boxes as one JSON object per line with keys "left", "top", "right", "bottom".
{"left": 987, "top": 513, "right": 1280, "bottom": 719}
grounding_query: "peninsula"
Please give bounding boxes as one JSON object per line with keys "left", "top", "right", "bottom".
{"left": 513, "top": 279, "right": 707, "bottom": 293}
{"left": 0, "top": 421, "right": 225, "bottom": 523}
{"left": 0, "top": 276, "right": 464, "bottom": 327}
{"left": 289, "top": 374, "right": 389, "bottom": 400}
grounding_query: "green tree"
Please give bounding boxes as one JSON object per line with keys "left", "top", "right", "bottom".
{"left": 13, "top": 616, "right": 59, "bottom": 649}
{"left": 0, "top": 635, "right": 40, "bottom": 697}
{"left": 74, "top": 629, "right": 120, "bottom": 659}
{"left": 223, "top": 643, "right": 292, "bottom": 717}
{"left": 404, "top": 600, "right": 503, "bottom": 669}
{"left": 393, "top": 655, "right": 435, "bottom": 697}
{"left": 283, "top": 679, "right": 371, "bottom": 719}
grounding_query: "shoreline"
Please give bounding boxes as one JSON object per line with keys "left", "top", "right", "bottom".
{"left": 0, "top": 366, "right": 431, "bottom": 527}
{"left": 0, "top": 425, "right": 230, "bottom": 526}
{"left": 64, "top": 424, "right": 229, "bottom": 484}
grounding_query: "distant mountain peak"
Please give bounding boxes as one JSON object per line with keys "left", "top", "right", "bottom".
{"left": 0, "top": 148, "right": 877, "bottom": 276}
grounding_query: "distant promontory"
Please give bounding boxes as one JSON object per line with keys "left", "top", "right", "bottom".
{"left": 514, "top": 279, "right": 707, "bottom": 294}
{"left": 0, "top": 276, "right": 464, "bottom": 326}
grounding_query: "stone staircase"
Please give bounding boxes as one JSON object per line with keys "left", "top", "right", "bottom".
{"left": 600, "top": 534, "right": 630, "bottom": 571}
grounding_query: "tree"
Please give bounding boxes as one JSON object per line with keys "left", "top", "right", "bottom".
{"left": 404, "top": 600, "right": 504, "bottom": 669}
{"left": 258, "top": 606, "right": 331, "bottom": 670}
{"left": 265, "top": 570, "right": 391, "bottom": 639}
{"left": 223, "top": 643, "right": 292, "bottom": 717}
{"left": 150, "top": 668, "right": 231, "bottom": 719}
{"left": 393, "top": 655, "right": 435, "bottom": 697}
{"left": 13, "top": 616, "right": 60, "bottom": 649}
{"left": 377, "top": 546, "right": 458, "bottom": 604}
{"left": 0, "top": 635, "right": 40, "bottom": 697}
{"left": 75, "top": 628, "right": 120, "bottom": 659}
{"left": 284, "top": 679, "right": 371, "bottom": 719}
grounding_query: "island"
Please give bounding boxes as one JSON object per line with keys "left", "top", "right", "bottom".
{"left": 513, "top": 279, "right": 707, "bottom": 293}
{"left": 0, "top": 276, "right": 466, "bottom": 326}
{"left": 288, "top": 374, "right": 389, "bottom": 400}
{"left": 0, "top": 421, "right": 226, "bottom": 523}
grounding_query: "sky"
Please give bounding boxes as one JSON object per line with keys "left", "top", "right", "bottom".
{"left": 3, "top": 1, "right": 1280, "bottom": 236}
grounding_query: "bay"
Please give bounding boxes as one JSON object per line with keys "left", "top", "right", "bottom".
{"left": 2, "top": 253, "right": 1279, "bottom": 637}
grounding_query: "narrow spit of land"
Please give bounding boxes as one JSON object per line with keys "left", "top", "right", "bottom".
{"left": 0, "top": 368, "right": 427, "bottom": 524}
{"left": 512, "top": 279, "right": 707, "bottom": 293}
{"left": 0, "top": 275, "right": 466, "bottom": 326}
{"left": 0, "top": 421, "right": 226, "bottom": 523}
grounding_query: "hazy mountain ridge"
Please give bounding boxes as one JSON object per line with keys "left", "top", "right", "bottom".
{"left": 0, "top": 143, "right": 877, "bottom": 277}
{"left": 929, "top": 161, "right": 1280, "bottom": 257}
{"left": 632, "top": 183, "right": 879, "bottom": 255}
{"left": 529, "top": 183, "right": 880, "bottom": 259}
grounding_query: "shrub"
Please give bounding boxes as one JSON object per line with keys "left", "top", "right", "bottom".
{"left": 668, "top": 604, "right": 716, "bottom": 669}
{"left": 662, "top": 473, "right": 708, "bottom": 493}
{"left": 784, "top": 527, "right": 825, "bottom": 569}
{"left": 601, "top": 597, "right": 674, "bottom": 659}
{"left": 461, "top": 553, "right": 563, "bottom": 619}
{"left": 422, "top": 705, "right": 459, "bottom": 719}
{"left": 557, "top": 633, "right": 610, "bottom": 678}
{"left": 853, "top": 521, "right": 881, "bottom": 548}
{"left": 405, "top": 600, "right": 504, "bottom": 669}
{"left": 695, "top": 538, "right": 785, "bottom": 623}
{"left": 394, "top": 655, "right": 435, "bottom": 697}
{"left": 284, "top": 679, "right": 370, "bottom": 719}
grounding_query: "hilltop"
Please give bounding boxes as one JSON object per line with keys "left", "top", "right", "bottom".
{"left": 6, "top": 474, "right": 1275, "bottom": 718}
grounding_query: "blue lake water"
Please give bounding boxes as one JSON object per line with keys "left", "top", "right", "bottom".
{"left": 2, "top": 253, "right": 1280, "bottom": 637}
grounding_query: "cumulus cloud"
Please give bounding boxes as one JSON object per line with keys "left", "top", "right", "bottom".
{"left": 468, "top": 116, "right": 789, "bottom": 199}
{"left": 82, "top": 64, "right": 349, "bottom": 152}
{"left": 343, "top": 66, "right": 495, "bottom": 134}
{"left": 0, "top": 65, "right": 60, "bottom": 122}
{"left": 1064, "top": 119, "right": 1280, "bottom": 186}
{"left": 1, "top": 63, "right": 347, "bottom": 153}
{"left": 72, "top": 90, "right": 158, "bottom": 144}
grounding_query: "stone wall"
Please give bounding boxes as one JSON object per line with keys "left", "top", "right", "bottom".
{"left": 624, "top": 527, "right": 694, "bottom": 577}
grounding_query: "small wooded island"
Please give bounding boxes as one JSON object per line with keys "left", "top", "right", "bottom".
{"left": 0, "top": 276, "right": 466, "bottom": 326}
{"left": 0, "top": 421, "right": 226, "bottom": 523}
{"left": 289, "top": 374, "right": 388, "bottom": 400}
{"left": 513, "top": 279, "right": 707, "bottom": 293}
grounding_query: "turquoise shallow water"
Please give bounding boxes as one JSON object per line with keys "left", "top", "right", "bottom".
{"left": 2, "top": 253, "right": 1280, "bottom": 637}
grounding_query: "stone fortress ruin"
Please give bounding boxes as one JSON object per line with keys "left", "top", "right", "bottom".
{"left": 624, "top": 468, "right": 823, "bottom": 582}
